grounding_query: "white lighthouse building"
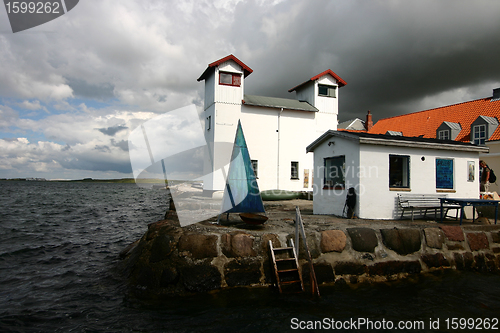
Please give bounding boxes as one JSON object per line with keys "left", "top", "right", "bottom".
{"left": 197, "top": 54, "right": 346, "bottom": 195}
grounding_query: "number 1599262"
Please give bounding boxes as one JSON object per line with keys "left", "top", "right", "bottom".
{"left": 446, "top": 318, "right": 498, "bottom": 330}
{"left": 5, "top": 2, "right": 61, "bottom": 14}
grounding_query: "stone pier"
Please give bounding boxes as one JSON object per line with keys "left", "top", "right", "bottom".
{"left": 119, "top": 200, "right": 500, "bottom": 296}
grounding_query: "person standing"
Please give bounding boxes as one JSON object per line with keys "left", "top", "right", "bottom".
{"left": 480, "top": 160, "right": 491, "bottom": 192}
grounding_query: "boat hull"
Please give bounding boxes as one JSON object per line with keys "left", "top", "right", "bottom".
{"left": 260, "top": 190, "right": 302, "bottom": 201}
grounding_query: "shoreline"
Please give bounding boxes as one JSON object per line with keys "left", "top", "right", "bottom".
{"left": 119, "top": 199, "right": 500, "bottom": 297}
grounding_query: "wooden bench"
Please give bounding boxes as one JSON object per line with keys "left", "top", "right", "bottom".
{"left": 397, "top": 194, "right": 460, "bottom": 221}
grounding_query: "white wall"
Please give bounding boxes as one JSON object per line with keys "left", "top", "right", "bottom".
{"left": 215, "top": 61, "right": 244, "bottom": 104}
{"left": 312, "top": 135, "right": 360, "bottom": 216}
{"left": 312, "top": 135, "right": 482, "bottom": 219}
{"left": 358, "top": 145, "right": 480, "bottom": 219}
{"left": 240, "top": 107, "right": 318, "bottom": 191}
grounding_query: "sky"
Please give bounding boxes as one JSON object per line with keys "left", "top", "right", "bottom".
{"left": 1, "top": 0, "right": 500, "bottom": 180}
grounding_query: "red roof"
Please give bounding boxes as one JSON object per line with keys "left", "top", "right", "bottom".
{"left": 368, "top": 97, "right": 500, "bottom": 142}
{"left": 197, "top": 54, "right": 253, "bottom": 81}
{"left": 288, "top": 69, "right": 347, "bottom": 92}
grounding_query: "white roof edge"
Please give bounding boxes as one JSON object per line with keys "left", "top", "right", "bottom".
{"left": 359, "top": 137, "right": 490, "bottom": 153}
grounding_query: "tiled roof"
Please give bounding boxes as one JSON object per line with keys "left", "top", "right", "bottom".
{"left": 369, "top": 97, "right": 500, "bottom": 142}
{"left": 288, "top": 69, "right": 347, "bottom": 92}
{"left": 198, "top": 54, "right": 253, "bottom": 81}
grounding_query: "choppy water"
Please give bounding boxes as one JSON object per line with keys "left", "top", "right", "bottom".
{"left": 0, "top": 181, "right": 499, "bottom": 332}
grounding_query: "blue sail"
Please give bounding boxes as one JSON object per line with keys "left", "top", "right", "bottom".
{"left": 221, "top": 121, "right": 265, "bottom": 214}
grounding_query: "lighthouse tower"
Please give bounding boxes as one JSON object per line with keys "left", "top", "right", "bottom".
{"left": 197, "top": 55, "right": 252, "bottom": 194}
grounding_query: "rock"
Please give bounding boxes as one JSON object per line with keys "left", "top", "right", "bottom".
{"left": 424, "top": 228, "right": 444, "bottom": 249}
{"left": 221, "top": 232, "right": 256, "bottom": 257}
{"left": 224, "top": 258, "right": 262, "bottom": 287}
{"left": 180, "top": 262, "right": 222, "bottom": 292}
{"left": 261, "top": 233, "right": 281, "bottom": 253}
{"left": 422, "top": 253, "right": 450, "bottom": 268}
{"left": 446, "top": 242, "right": 464, "bottom": 251}
{"left": 291, "top": 232, "right": 321, "bottom": 259}
{"left": 440, "top": 226, "right": 464, "bottom": 241}
{"left": 178, "top": 233, "right": 218, "bottom": 259}
{"left": 467, "top": 233, "right": 489, "bottom": 251}
{"left": 380, "top": 228, "right": 421, "bottom": 255}
{"left": 159, "top": 267, "right": 179, "bottom": 287}
{"left": 474, "top": 254, "right": 487, "bottom": 272}
{"left": 454, "top": 252, "right": 475, "bottom": 271}
{"left": 347, "top": 228, "right": 378, "bottom": 253}
{"left": 491, "top": 231, "right": 500, "bottom": 243}
{"left": 320, "top": 230, "right": 346, "bottom": 253}
{"left": 149, "top": 233, "right": 176, "bottom": 263}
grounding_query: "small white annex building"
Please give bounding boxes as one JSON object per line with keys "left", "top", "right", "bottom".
{"left": 198, "top": 55, "right": 347, "bottom": 195}
{"left": 306, "top": 131, "right": 489, "bottom": 219}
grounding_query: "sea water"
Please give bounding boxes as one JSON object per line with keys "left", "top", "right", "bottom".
{"left": 0, "top": 181, "right": 499, "bottom": 332}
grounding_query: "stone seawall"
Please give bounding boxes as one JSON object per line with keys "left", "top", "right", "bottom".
{"left": 120, "top": 205, "right": 500, "bottom": 296}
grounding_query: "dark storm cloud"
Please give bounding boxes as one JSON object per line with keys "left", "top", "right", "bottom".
{"left": 96, "top": 125, "right": 128, "bottom": 136}
{"left": 230, "top": 0, "right": 500, "bottom": 123}
{"left": 111, "top": 139, "right": 129, "bottom": 152}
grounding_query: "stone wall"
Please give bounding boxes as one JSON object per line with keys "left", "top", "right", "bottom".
{"left": 120, "top": 218, "right": 500, "bottom": 296}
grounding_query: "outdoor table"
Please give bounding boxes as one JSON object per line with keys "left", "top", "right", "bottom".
{"left": 440, "top": 198, "right": 500, "bottom": 225}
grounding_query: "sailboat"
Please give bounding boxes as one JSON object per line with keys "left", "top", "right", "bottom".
{"left": 219, "top": 121, "right": 267, "bottom": 224}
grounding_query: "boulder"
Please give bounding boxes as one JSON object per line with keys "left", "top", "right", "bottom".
{"left": 380, "top": 228, "right": 421, "bottom": 255}
{"left": 424, "top": 228, "right": 445, "bottom": 249}
{"left": 320, "top": 230, "right": 346, "bottom": 253}
{"left": 466, "top": 232, "right": 489, "bottom": 251}
{"left": 347, "top": 228, "right": 378, "bottom": 253}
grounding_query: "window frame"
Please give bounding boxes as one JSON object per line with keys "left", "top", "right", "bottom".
{"left": 472, "top": 124, "right": 487, "bottom": 145}
{"left": 206, "top": 115, "right": 211, "bottom": 131}
{"left": 219, "top": 72, "right": 242, "bottom": 87}
{"left": 318, "top": 84, "right": 337, "bottom": 98}
{"left": 291, "top": 161, "right": 299, "bottom": 180}
{"left": 389, "top": 154, "right": 410, "bottom": 189}
{"left": 438, "top": 129, "right": 450, "bottom": 140}
{"left": 251, "top": 160, "right": 258, "bottom": 178}
{"left": 323, "top": 155, "right": 345, "bottom": 189}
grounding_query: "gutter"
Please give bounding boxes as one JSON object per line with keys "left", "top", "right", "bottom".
{"left": 358, "top": 137, "right": 490, "bottom": 153}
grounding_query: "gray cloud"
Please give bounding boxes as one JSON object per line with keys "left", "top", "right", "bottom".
{"left": 66, "top": 78, "right": 115, "bottom": 100}
{"left": 97, "top": 125, "right": 128, "bottom": 136}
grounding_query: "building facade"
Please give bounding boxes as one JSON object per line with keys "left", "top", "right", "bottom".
{"left": 197, "top": 54, "right": 346, "bottom": 195}
{"left": 307, "top": 131, "right": 488, "bottom": 219}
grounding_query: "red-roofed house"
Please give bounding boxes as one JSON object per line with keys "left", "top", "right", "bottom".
{"left": 369, "top": 88, "right": 500, "bottom": 192}
{"left": 198, "top": 55, "right": 347, "bottom": 195}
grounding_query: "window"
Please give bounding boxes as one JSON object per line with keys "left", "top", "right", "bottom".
{"left": 324, "top": 156, "right": 345, "bottom": 188}
{"left": 206, "top": 115, "right": 211, "bottom": 131}
{"left": 436, "top": 158, "right": 454, "bottom": 189}
{"left": 318, "top": 84, "right": 336, "bottom": 98}
{"left": 472, "top": 124, "right": 487, "bottom": 145}
{"left": 219, "top": 72, "right": 241, "bottom": 87}
{"left": 251, "top": 160, "right": 258, "bottom": 178}
{"left": 291, "top": 161, "right": 299, "bottom": 179}
{"left": 389, "top": 155, "right": 410, "bottom": 188}
{"left": 438, "top": 130, "right": 450, "bottom": 140}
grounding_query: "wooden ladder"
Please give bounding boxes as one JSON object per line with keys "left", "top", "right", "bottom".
{"left": 269, "top": 239, "right": 304, "bottom": 293}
